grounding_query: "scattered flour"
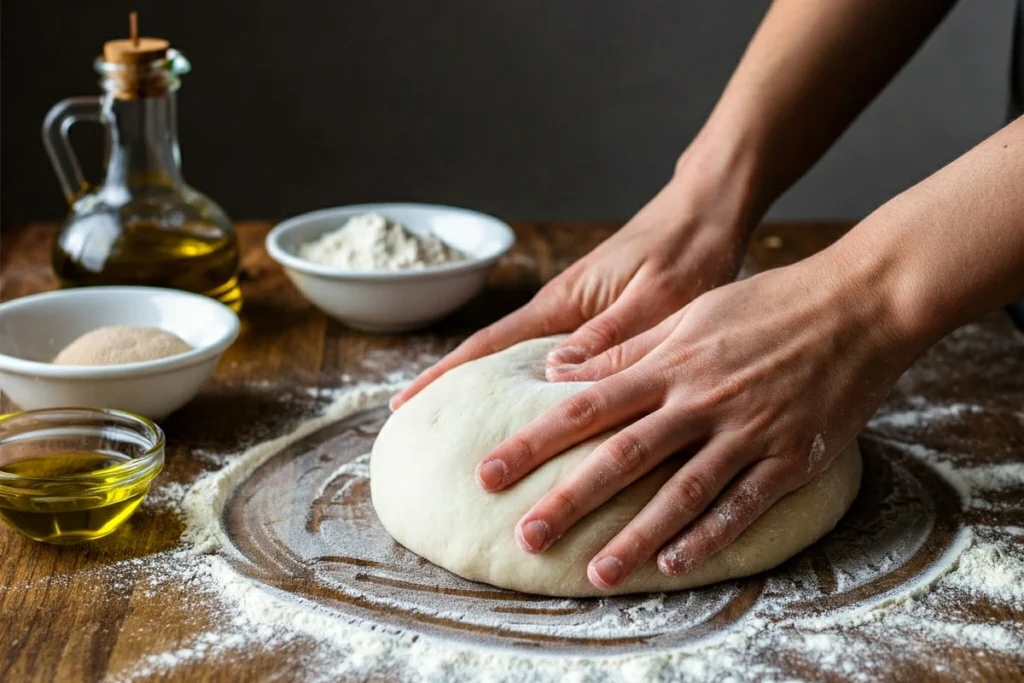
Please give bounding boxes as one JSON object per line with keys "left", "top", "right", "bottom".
{"left": 297, "top": 213, "right": 467, "bottom": 271}
{"left": 870, "top": 402, "right": 986, "bottom": 429}
{"left": 94, "top": 378, "right": 1024, "bottom": 682}
{"left": 808, "top": 433, "right": 826, "bottom": 472}
{"left": 142, "top": 481, "right": 190, "bottom": 512}
{"left": 180, "top": 382, "right": 400, "bottom": 556}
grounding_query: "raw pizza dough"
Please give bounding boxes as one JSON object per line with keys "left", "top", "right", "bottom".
{"left": 371, "top": 337, "right": 862, "bottom": 597}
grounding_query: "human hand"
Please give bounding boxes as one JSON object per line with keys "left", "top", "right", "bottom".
{"left": 391, "top": 154, "right": 758, "bottom": 410}
{"left": 474, "top": 248, "right": 916, "bottom": 590}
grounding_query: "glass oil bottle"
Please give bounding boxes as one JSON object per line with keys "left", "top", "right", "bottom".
{"left": 42, "top": 14, "right": 242, "bottom": 311}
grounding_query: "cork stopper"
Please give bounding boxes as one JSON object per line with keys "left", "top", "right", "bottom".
{"left": 103, "top": 12, "right": 169, "bottom": 65}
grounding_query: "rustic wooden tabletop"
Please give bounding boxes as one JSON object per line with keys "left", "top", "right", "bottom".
{"left": 1, "top": 221, "right": 1022, "bottom": 682}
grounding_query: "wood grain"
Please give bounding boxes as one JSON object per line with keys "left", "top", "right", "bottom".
{"left": 1, "top": 221, "right": 1022, "bottom": 682}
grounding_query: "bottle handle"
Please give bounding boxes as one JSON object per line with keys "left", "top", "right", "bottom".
{"left": 42, "top": 97, "right": 104, "bottom": 204}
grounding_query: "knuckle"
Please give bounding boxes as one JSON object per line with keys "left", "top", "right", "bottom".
{"left": 713, "top": 488, "right": 758, "bottom": 527}
{"left": 604, "top": 343, "right": 628, "bottom": 371}
{"left": 680, "top": 372, "right": 747, "bottom": 414}
{"left": 658, "top": 535, "right": 695, "bottom": 574}
{"left": 560, "top": 392, "right": 601, "bottom": 430}
{"left": 604, "top": 434, "right": 651, "bottom": 479}
{"left": 736, "top": 411, "right": 776, "bottom": 443}
{"left": 618, "top": 526, "right": 656, "bottom": 556}
{"left": 659, "top": 342, "right": 697, "bottom": 377}
{"left": 547, "top": 486, "right": 579, "bottom": 522}
{"left": 581, "top": 316, "right": 621, "bottom": 349}
{"left": 507, "top": 433, "right": 537, "bottom": 468}
{"left": 632, "top": 366, "right": 668, "bottom": 401}
{"left": 667, "top": 472, "right": 714, "bottom": 516}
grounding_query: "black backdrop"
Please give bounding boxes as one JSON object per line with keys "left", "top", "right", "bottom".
{"left": 0, "top": 0, "right": 1011, "bottom": 225}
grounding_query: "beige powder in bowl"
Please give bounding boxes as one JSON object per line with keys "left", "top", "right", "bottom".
{"left": 53, "top": 326, "right": 193, "bottom": 366}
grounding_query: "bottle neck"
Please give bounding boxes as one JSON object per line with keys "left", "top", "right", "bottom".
{"left": 102, "top": 90, "right": 184, "bottom": 190}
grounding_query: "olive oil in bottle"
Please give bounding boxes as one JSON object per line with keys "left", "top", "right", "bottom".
{"left": 52, "top": 217, "right": 242, "bottom": 309}
{"left": 43, "top": 13, "right": 242, "bottom": 311}
{"left": 0, "top": 452, "right": 155, "bottom": 544}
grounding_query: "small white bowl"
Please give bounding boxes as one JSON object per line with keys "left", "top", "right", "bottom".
{"left": 265, "top": 203, "right": 516, "bottom": 332}
{"left": 0, "top": 287, "right": 239, "bottom": 420}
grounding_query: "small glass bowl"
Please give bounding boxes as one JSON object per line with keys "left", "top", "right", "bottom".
{"left": 0, "top": 407, "right": 165, "bottom": 544}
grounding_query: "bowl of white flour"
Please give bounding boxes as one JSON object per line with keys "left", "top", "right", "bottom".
{"left": 266, "top": 203, "right": 515, "bottom": 332}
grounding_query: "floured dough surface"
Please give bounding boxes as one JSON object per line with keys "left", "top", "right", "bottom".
{"left": 371, "top": 337, "right": 862, "bottom": 597}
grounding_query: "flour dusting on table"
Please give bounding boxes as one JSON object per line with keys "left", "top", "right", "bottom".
{"left": 92, "top": 378, "right": 1024, "bottom": 682}
{"left": 45, "top": 317, "right": 1017, "bottom": 682}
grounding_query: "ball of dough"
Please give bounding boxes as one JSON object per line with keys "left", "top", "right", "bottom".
{"left": 371, "top": 336, "right": 862, "bottom": 597}
{"left": 53, "top": 325, "right": 193, "bottom": 366}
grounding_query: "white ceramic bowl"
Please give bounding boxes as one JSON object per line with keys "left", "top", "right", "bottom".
{"left": 265, "top": 203, "right": 516, "bottom": 332}
{"left": 0, "top": 287, "right": 239, "bottom": 420}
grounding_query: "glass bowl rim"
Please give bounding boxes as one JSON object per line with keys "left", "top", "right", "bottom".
{"left": 0, "top": 407, "right": 165, "bottom": 486}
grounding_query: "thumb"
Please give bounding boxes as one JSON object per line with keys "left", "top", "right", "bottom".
{"left": 546, "top": 315, "right": 673, "bottom": 382}
{"left": 546, "top": 296, "right": 656, "bottom": 369}
{"left": 391, "top": 296, "right": 573, "bottom": 410}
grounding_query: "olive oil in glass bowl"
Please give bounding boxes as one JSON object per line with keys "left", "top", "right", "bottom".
{"left": 0, "top": 408, "right": 165, "bottom": 544}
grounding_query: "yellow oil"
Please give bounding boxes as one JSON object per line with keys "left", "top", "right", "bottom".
{"left": 53, "top": 220, "right": 242, "bottom": 312}
{"left": 0, "top": 451, "right": 156, "bottom": 544}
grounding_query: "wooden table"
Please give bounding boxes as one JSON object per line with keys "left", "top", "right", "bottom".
{"left": 1, "top": 222, "right": 1022, "bottom": 682}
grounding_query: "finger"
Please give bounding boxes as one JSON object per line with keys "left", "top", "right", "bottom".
{"left": 390, "top": 301, "right": 570, "bottom": 410}
{"left": 585, "top": 435, "right": 747, "bottom": 589}
{"left": 546, "top": 292, "right": 668, "bottom": 367}
{"left": 657, "top": 457, "right": 800, "bottom": 576}
{"left": 546, "top": 311, "right": 680, "bottom": 383}
{"left": 475, "top": 366, "right": 665, "bottom": 493}
{"left": 514, "top": 408, "right": 703, "bottom": 555}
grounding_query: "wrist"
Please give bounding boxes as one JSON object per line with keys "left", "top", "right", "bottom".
{"left": 669, "top": 128, "right": 767, "bottom": 243}
{"left": 810, "top": 219, "right": 945, "bottom": 366}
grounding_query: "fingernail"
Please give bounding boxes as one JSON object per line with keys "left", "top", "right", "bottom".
{"left": 544, "top": 363, "right": 579, "bottom": 382}
{"left": 476, "top": 460, "right": 507, "bottom": 490}
{"left": 516, "top": 519, "right": 552, "bottom": 553}
{"left": 589, "top": 556, "right": 623, "bottom": 588}
{"left": 547, "top": 346, "right": 586, "bottom": 366}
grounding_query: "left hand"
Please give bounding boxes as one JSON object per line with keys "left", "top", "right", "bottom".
{"left": 390, "top": 136, "right": 762, "bottom": 412}
{"left": 475, "top": 248, "right": 915, "bottom": 590}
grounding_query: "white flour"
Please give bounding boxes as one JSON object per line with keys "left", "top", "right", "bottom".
{"left": 93, "top": 375, "right": 1024, "bottom": 683}
{"left": 297, "top": 213, "right": 467, "bottom": 271}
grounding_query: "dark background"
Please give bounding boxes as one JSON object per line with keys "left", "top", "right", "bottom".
{"left": 0, "top": 1, "right": 1015, "bottom": 225}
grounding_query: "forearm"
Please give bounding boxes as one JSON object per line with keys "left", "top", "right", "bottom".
{"left": 829, "top": 118, "right": 1024, "bottom": 356}
{"left": 679, "top": 0, "right": 956, "bottom": 221}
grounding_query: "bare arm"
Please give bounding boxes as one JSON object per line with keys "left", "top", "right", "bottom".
{"left": 393, "top": 0, "right": 960, "bottom": 409}
{"left": 838, "top": 116, "right": 1024, "bottom": 351}
{"left": 693, "top": 0, "right": 958, "bottom": 217}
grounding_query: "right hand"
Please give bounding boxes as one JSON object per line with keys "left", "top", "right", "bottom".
{"left": 390, "top": 155, "right": 759, "bottom": 410}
